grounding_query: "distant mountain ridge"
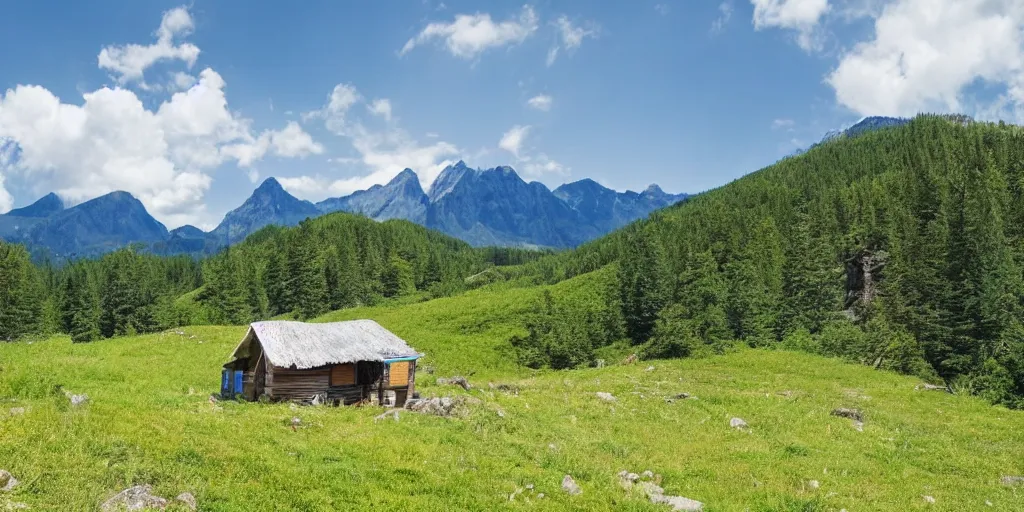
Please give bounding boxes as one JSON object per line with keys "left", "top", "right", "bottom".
{"left": 0, "top": 163, "right": 688, "bottom": 260}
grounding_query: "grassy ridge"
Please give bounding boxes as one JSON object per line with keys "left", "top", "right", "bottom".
{"left": 1, "top": 276, "right": 1023, "bottom": 510}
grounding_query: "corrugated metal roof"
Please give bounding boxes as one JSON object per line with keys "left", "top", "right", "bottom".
{"left": 231, "top": 319, "right": 420, "bottom": 369}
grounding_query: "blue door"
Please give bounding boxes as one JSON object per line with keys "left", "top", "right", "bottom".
{"left": 234, "top": 371, "right": 244, "bottom": 395}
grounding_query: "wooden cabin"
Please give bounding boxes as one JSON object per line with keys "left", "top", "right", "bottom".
{"left": 221, "top": 319, "right": 422, "bottom": 407}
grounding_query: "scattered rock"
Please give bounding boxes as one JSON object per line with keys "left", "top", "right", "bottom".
{"left": 986, "top": 500, "right": 994, "bottom": 507}
{"left": 830, "top": 408, "right": 864, "bottom": 421}
{"left": 807, "top": 480, "right": 820, "bottom": 490}
{"left": 437, "top": 376, "right": 471, "bottom": 391}
{"left": 923, "top": 495, "right": 936, "bottom": 504}
{"left": 8, "top": 407, "right": 25, "bottom": 416}
{"left": 488, "top": 383, "right": 519, "bottom": 395}
{"left": 730, "top": 417, "right": 748, "bottom": 430}
{"left": 852, "top": 420, "right": 864, "bottom": 432}
{"left": 174, "top": 492, "right": 197, "bottom": 511}
{"left": 596, "top": 392, "right": 617, "bottom": 402}
{"left": 290, "top": 417, "right": 302, "bottom": 431}
{"left": 561, "top": 475, "right": 582, "bottom": 496}
{"left": 630, "top": 477, "right": 703, "bottom": 511}
{"left": 406, "top": 396, "right": 465, "bottom": 417}
{"left": 536, "top": 493, "right": 544, "bottom": 499}
{"left": 645, "top": 366, "right": 655, "bottom": 372}
{"left": 664, "top": 392, "right": 692, "bottom": 403}
{"left": 0, "top": 470, "right": 18, "bottom": 492}
{"left": 596, "top": 359, "right": 606, "bottom": 368}
{"left": 69, "top": 394, "right": 89, "bottom": 407}
{"left": 187, "top": 387, "right": 195, "bottom": 396}
{"left": 374, "top": 410, "right": 400, "bottom": 423}
{"left": 8, "top": 502, "right": 29, "bottom": 510}
{"left": 916, "top": 383, "right": 950, "bottom": 393}
{"left": 509, "top": 487, "right": 523, "bottom": 501}
{"left": 778, "top": 390, "right": 795, "bottom": 398}
{"left": 525, "top": 483, "right": 534, "bottom": 490}
{"left": 1001, "top": 476, "right": 1024, "bottom": 487}
{"left": 99, "top": 485, "right": 169, "bottom": 511}
{"left": 423, "top": 365, "right": 435, "bottom": 375}
{"left": 623, "top": 353, "right": 638, "bottom": 365}
{"left": 641, "top": 470, "right": 655, "bottom": 479}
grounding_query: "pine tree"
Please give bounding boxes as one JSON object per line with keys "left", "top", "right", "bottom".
{"left": 618, "top": 229, "right": 669, "bottom": 344}
{"left": 60, "top": 265, "right": 100, "bottom": 342}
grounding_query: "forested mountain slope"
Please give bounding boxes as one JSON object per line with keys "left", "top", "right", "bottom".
{"left": 507, "top": 115, "right": 1024, "bottom": 406}
{"left": 0, "top": 211, "right": 543, "bottom": 343}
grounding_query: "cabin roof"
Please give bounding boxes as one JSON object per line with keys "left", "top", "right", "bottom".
{"left": 231, "top": 319, "right": 420, "bottom": 369}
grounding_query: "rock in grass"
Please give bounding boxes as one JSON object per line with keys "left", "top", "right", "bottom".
{"left": 830, "top": 408, "right": 864, "bottom": 421}
{"left": 99, "top": 485, "right": 168, "bottom": 511}
{"left": 8, "top": 407, "right": 25, "bottom": 416}
{"left": 174, "top": 492, "right": 197, "bottom": 511}
{"left": 561, "top": 475, "right": 582, "bottom": 495}
{"left": 0, "top": 470, "right": 18, "bottom": 492}
{"left": 807, "top": 480, "right": 820, "bottom": 490}
{"left": 1001, "top": 475, "right": 1024, "bottom": 486}
{"left": 730, "top": 417, "right": 748, "bottom": 430}
{"left": 922, "top": 495, "right": 936, "bottom": 504}
{"left": 374, "top": 410, "right": 400, "bottom": 423}
{"left": 638, "top": 480, "right": 703, "bottom": 511}
{"left": 916, "top": 383, "right": 950, "bottom": 393}
{"left": 69, "top": 394, "right": 89, "bottom": 407}
{"left": 596, "top": 392, "right": 617, "bottom": 402}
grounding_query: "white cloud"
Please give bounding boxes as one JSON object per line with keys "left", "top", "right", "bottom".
{"left": 499, "top": 125, "right": 530, "bottom": 158}
{"left": 545, "top": 47, "right": 559, "bottom": 67}
{"left": 170, "top": 72, "right": 197, "bottom": 91}
{"left": 0, "top": 139, "right": 14, "bottom": 213}
{"left": 400, "top": 5, "right": 539, "bottom": 59}
{"left": 368, "top": 98, "right": 393, "bottom": 121}
{"left": 304, "top": 83, "right": 361, "bottom": 134}
{"left": 527, "top": 94, "right": 553, "bottom": 111}
{"left": 497, "top": 124, "right": 567, "bottom": 177}
{"left": 97, "top": 6, "right": 201, "bottom": 86}
{"left": 772, "top": 118, "right": 795, "bottom": 130}
{"left": 0, "top": 68, "right": 322, "bottom": 228}
{"left": 827, "top": 0, "right": 1024, "bottom": 121}
{"left": 751, "top": 0, "right": 830, "bottom": 51}
{"left": 547, "top": 16, "right": 598, "bottom": 66}
{"left": 712, "top": 2, "right": 735, "bottom": 33}
{"left": 297, "top": 83, "right": 461, "bottom": 198}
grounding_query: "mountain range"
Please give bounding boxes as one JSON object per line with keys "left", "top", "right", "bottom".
{"left": 0, "top": 162, "right": 687, "bottom": 260}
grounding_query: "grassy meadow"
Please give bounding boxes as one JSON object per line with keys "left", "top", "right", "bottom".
{"left": 1, "top": 275, "right": 1023, "bottom": 511}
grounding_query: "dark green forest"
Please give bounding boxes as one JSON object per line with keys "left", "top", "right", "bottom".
{"left": 0, "top": 213, "right": 543, "bottom": 342}
{"left": 510, "top": 115, "right": 1024, "bottom": 407}
{"left": 2, "top": 115, "right": 1023, "bottom": 407}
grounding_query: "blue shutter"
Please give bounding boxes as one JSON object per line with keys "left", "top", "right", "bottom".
{"left": 221, "top": 370, "right": 230, "bottom": 396}
{"left": 234, "top": 371, "right": 244, "bottom": 394}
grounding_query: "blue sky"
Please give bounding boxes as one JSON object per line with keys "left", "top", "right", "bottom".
{"left": 1, "top": 0, "right": 1023, "bottom": 229}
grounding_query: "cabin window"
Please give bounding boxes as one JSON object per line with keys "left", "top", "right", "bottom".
{"left": 331, "top": 363, "right": 357, "bottom": 386}
{"left": 389, "top": 361, "right": 410, "bottom": 387}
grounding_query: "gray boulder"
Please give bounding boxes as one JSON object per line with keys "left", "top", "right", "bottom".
{"left": 99, "top": 485, "right": 168, "bottom": 511}
{"left": 561, "top": 475, "right": 582, "bottom": 495}
{"left": 0, "top": 470, "right": 18, "bottom": 492}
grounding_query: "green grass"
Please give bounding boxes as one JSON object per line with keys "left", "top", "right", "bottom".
{"left": 1, "top": 276, "right": 1023, "bottom": 510}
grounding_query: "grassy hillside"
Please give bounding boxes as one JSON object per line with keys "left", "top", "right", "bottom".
{"left": 1, "top": 276, "right": 1022, "bottom": 511}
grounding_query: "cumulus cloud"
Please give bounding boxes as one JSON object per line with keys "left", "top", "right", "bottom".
{"left": 303, "top": 83, "right": 361, "bottom": 134}
{"left": 751, "top": 0, "right": 830, "bottom": 51}
{"left": 368, "top": 98, "right": 393, "bottom": 121}
{"left": 499, "top": 125, "right": 530, "bottom": 158}
{"left": 292, "top": 83, "right": 461, "bottom": 199}
{"left": 98, "top": 6, "right": 201, "bottom": 86}
{"left": 0, "top": 7, "right": 324, "bottom": 227}
{"left": 497, "top": 124, "right": 566, "bottom": 177}
{"left": 527, "top": 94, "right": 553, "bottom": 111}
{"left": 400, "top": 5, "right": 538, "bottom": 59}
{"left": 712, "top": 2, "right": 735, "bottom": 33}
{"left": 547, "top": 15, "right": 598, "bottom": 66}
{"left": 827, "top": 0, "right": 1024, "bottom": 121}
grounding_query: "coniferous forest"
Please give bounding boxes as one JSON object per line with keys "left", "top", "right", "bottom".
{"left": 2, "top": 115, "right": 1024, "bottom": 407}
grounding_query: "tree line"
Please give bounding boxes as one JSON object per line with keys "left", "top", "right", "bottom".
{"left": 0, "top": 212, "right": 544, "bottom": 342}
{"left": 510, "top": 115, "right": 1024, "bottom": 408}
